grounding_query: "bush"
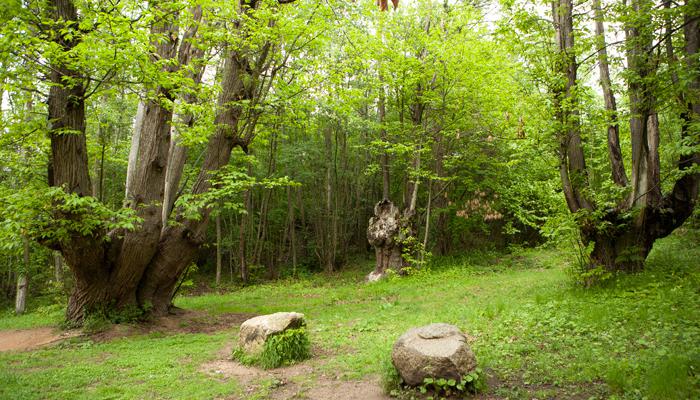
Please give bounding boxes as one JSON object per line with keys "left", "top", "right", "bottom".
{"left": 232, "top": 327, "right": 310, "bottom": 369}
{"left": 384, "top": 367, "right": 486, "bottom": 399}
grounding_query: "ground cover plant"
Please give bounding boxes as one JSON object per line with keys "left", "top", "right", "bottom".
{"left": 232, "top": 327, "right": 311, "bottom": 369}
{"left": 1, "top": 230, "right": 698, "bottom": 399}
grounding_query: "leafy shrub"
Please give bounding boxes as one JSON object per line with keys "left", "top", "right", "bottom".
{"left": 77, "top": 304, "right": 150, "bottom": 333}
{"left": 385, "top": 368, "right": 486, "bottom": 399}
{"left": 232, "top": 327, "right": 310, "bottom": 369}
{"left": 420, "top": 368, "right": 486, "bottom": 397}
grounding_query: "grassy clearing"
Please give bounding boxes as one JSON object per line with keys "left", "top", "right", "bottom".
{"left": 0, "top": 231, "right": 698, "bottom": 399}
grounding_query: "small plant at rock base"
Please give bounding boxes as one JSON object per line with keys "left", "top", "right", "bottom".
{"left": 419, "top": 368, "right": 486, "bottom": 398}
{"left": 232, "top": 327, "right": 310, "bottom": 369}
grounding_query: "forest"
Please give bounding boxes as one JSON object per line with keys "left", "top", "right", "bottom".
{"left": 0, "top": 0, "right": 698, "bottom": 399}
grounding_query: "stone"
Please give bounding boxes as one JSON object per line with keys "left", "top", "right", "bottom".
{"left": 238, "top": 312, "right": 305, "bottom": 354}
{"left": 391, "top": 323, "right": 477, "bottom": 386}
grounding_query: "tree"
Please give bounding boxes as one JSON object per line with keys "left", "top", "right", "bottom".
{"left": 523, "top": 0, "right": 699, "bottom": 273}
{"left": 0, "top": 0, "right": 300, "bottom": 324}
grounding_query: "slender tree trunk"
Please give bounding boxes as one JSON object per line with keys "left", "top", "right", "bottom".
{"left": 216, "top": 211, "right": 222, "bottom": 287}
{"left": 421, "top": 179, "right": 432, "bottom": 265}
{"left": 594, "top": 0, "right": 628, "bottom": 187}
{"left": 552, "top": 0, "right": 591, "bottom": 213}
{"left": 126, "top": 101, "right": 145, "bottom": 199}
{"left": 379, "top": 89, "right": 390, "bottom": 200}
{"left": 162, "top": 6, "right": 206, "bottom": 227}
{"left": 324, "top": 126, "right": 335, "bottom": 272}
{"left": 239, "top": 189, "right": 250, "bottom": 284}
{"left": 288, "top": 186, "right": 297, "bottom": 275}
{"left": 53, "top": 251, "right": 63, "bottom": 284}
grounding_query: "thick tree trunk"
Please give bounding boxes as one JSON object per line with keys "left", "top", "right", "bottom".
{"left": 367, "top": 200, "right": 403, "bottom": 281}
{"left": 587, "top": 229, "right": 650, "bottom": 275}
{"left": 15, "top": 237, "right": 30, "bottom": 315}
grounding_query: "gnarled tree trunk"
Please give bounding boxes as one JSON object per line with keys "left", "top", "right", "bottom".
{"left": 367, "top": 200, "right": 403, "bottom": 281}
{"left": 43, "top": 0, "right": 285, "bottom": 324}
{"left": 553, "top": 0, "right": 699, "bottom": 274}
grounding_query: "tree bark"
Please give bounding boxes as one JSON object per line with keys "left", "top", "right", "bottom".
{"left": 216, "top": 211, "right": 222, "bottom": 287}
{"left": 162, "top": 5, "right": 206, "bottom": 227}
{"left": 53, "top": 251, "right": 64, "bottom": 284}
{"left": 552, "top": 0, "right": 591, "bottom": 214}
{"left": 594, "top": 0, "right": 628, "bottom": 187}
{"left": 15, "top": 237, "right": 30, "bottom": 315}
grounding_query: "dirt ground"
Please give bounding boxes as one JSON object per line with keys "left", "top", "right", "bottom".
{"left": 0, "top": 311, "right": 389, "bottom": 399}
{"left": 0, "top": 327, "right": 81, "bottom": 352}
{"left": 0, "top": 310, "right": 251, "bottom": 352}
{"left": 200, "top": 343, "right": 390, "bottom": 400}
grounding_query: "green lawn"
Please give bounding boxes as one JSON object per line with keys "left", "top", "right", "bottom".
{"left": 1, "top": 231, "right": 698, "bottom": 399}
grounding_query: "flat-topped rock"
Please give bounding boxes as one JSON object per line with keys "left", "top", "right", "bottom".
{"left": 391, "top": 323, "right": 477, "bottom": 386}
{"left": 238, "top": 312, "right": 305, "bottom": 354}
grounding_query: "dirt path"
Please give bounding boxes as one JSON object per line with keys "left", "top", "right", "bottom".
{"left": 0, "top": 327, "right": 80, "bottom": 352}
{"left": 201, "top": 344, "right": 391, "bottom": 400}
{"left": 0, "top": 310, "right": 251, "bottom": 352}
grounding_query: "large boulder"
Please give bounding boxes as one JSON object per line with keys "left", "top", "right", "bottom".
{"left": 391, "top": 323, "right": 477, "bottom": 386}
{"left": 238, "top": 312, "right": 305, "bottom": 354}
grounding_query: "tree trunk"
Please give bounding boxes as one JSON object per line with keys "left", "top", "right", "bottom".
{"left": 53, "top": 251, "right": 63, "bottom": 284}
{"left": 125, "top": 101, "right": 145, "bottom": 200}
{"left": 15, "top": 237, "right": 30, "bottom": 315}
{"left": 15, "top": 274, "right": 28, "bottom": 315}
{"left": 324, "top": 126, "right": 336, "bottom": 272}
{"left": 288, "top": 186, "right": 297, "bottom": 275}
{"left": 367, "top": 200, "right": 403, "bottom": 281}
{"left": 216, "top": 211, "right": 222, "bottom": 287}
{"left": 552, "top": 0, "right": 591, "bottom": 214}
{"left": 593, "top": 0, "right": 628, "bottom": 187}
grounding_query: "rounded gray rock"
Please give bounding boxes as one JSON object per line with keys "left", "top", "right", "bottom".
{"left": 391, "top": 323, "right": 477, "bottom": 386}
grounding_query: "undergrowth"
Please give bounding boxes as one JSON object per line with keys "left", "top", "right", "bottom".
{"left": 232, "top": 327, "right": 310, "bottom": 369}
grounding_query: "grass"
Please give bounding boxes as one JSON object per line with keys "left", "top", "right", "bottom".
{"left": 0, "top": 230, "right": 698, "bottom": 399}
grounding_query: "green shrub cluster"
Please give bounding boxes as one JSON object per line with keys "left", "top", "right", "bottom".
{"left": 385, "top": 367, "right": 486, "bottom": 399}
{"left": 232, "top": 327, "right": 310, "bottom": 369}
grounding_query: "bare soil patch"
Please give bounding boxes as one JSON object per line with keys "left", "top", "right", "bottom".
{"left": 0, "top": 310, "right": 254, "bottom": 352}
{"left": 0, "top": 327, "right": 81, "bottom": 352}
{"left": 91, "top": 310, "right": 256, "bottom": 342}
{"left": 201, "top": 343, "right": 390, "bottom": 400}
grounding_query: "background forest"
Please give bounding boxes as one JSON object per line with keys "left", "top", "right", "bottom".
{"left": 0, "top": 0, "right": 697, "bottom": 317}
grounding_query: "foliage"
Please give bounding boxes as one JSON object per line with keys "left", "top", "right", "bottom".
{"left": 76, "top": 304, "right": 151, "bottom": 333}
{"left": 0, "top": 231, "right": 698, "bottom": 398}
{"left": 419, "top": 368, "right": 486, "bottom": 397}
{"left": 232, "top": 327, "right": 310, "bottom": 369}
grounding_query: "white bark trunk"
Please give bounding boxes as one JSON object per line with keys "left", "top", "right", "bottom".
{"left": 125, "top": 101, "right": 145, "bottom": 200}
{"left": 162, "top": 125, "right": 188, "bottom": 228}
